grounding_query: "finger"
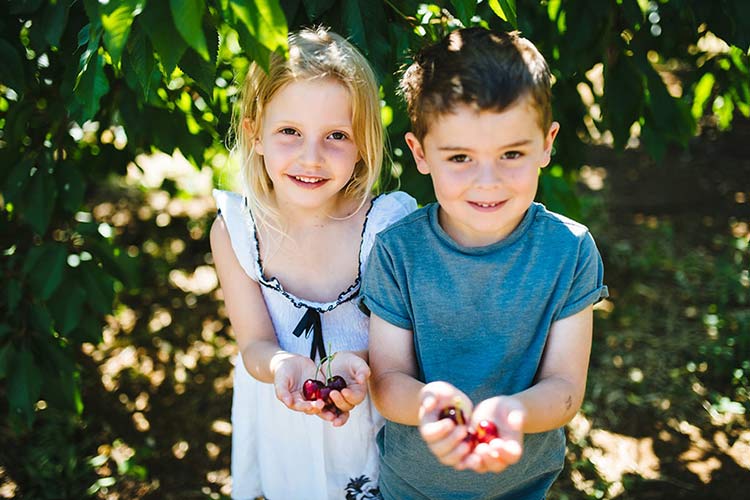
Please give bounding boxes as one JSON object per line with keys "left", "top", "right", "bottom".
{"left": 432, "top": 438, "right": 472, "bottom": 467}
{"left": 328, "top": 391, "right": 355, "bottom": 412}
{"left": 489, "top": 438, "right": 523, "bottom": 465}
{"left": 424, "top": 424, "right": 467, "bottom": 457}
{"left": 340, "top": 383, "right": 367, "bottom": 406}
{"left": 458, "top": 451, "right": 485, "bottom": 472}
{"left": 331, "top": 410, "right": 350, "bottom": 427}
{"left": 419, "top": 418, "right": 455, "bottom": 443}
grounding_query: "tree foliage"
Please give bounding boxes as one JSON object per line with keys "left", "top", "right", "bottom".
{"left": 0, "top": 0, "right": 748, "bottom": 484}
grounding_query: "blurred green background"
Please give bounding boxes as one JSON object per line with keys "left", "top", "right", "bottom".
{"left": 1, "top": 1, "right": 748, "bottom": 498}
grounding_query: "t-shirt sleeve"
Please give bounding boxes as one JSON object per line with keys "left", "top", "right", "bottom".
{"left": 557, "top": 232, "right": 609, "bottom": 320}
{"left": 361, "top": 236, "right": 413, "bottom": 330}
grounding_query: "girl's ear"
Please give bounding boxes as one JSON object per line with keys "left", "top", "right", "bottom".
{"left": 243, "top": 118, "right": 263, "bottom": 155}
{"left": 405, "top": 132, "right": 430, "bottom": 175}
{"left": 540, "top": 121, "right": 560, "bottom": 168}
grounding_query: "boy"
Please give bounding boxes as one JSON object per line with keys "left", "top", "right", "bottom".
{"left": 362, "top": 28, "right": 608, "bottom": 499}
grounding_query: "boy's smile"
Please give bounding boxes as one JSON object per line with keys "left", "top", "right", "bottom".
{"left": 406, "top": 95, "right": 559, "bottom": 247}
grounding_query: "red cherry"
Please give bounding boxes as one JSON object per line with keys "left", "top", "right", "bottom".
{"left": 463, "top": 428, "right": 478, "bottom": 448}
{"left": 327, "top": 375, "right": 347, "bottom": 392}
{"left": 438, "top": 406, "right": 467, "bottom": 426}
{"left": 475, "top": 419, "right": 499, "bottom": 444}
{"left": 319, "top": 386, "right": 333, "bottom": 404}
{"left": 302, "top": 379, "right": 324, "bottom": 401}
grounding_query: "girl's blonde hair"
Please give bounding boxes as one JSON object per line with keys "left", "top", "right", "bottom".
{"left": 231, "top": 27, "right": 384, "bottom": 229}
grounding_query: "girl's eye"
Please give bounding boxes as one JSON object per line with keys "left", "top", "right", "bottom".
{"left": 329, "top": 131, "right": 348, "bottom": 140}
{"left": 502, "top": 151, "right": 522, "bottom": 160}
{"left": 280, "top": 128, "right": 298, "bottom": 136}
{"left": 448, "top": 154, "right": 470, "bottom": 163}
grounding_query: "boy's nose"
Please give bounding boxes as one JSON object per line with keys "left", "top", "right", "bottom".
{"left": 475, "top": 162, "right": 501, "bottom": 188}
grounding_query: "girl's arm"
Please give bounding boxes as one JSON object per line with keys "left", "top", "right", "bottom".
{"left": 368, "top": 313, "right": 424, "bottom": 425}
{"left": 210, "top": 216, "right": 292, "bottom": 384}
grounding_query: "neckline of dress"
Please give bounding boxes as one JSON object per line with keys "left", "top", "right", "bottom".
{"left": 246, "top": 193, "right": 384, "bottom": 312}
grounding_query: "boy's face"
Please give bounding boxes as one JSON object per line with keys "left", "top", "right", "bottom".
{"left": 405, "top": 95, "right": 559, "bottom": 247}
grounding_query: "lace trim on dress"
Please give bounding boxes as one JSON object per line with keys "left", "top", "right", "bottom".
{"left": 240, "top": 194, "right": 383, "bottom": 313}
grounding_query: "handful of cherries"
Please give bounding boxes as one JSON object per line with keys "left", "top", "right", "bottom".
{"left": 439, "top": 403, "right": 499, "bottom": 449}
{"left": 302, "top": 352, "right": 348, "bottom": 416}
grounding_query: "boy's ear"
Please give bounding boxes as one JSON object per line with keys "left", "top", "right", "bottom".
{"left": 405, "top": 132, "right": 430, "bottom": 175}
{"left": 243, "top": 118, "right": 263, "bottom": 155}
{"left": 540, "top": 121, "right": 560, "bottom": 168}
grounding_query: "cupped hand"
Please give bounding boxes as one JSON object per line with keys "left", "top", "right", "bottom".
{"left": 418, "top": 382, "right": 474, "bottom": 467}
{"left": 464, "top": 396, "right": 525, "bottom": 473}
{"left": 273, "top": 354, "right": 326, "bottom": 414}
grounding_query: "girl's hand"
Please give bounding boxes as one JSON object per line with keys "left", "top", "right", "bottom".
{"left": 418, "top": 382, "right": 474, "bottom": 468}
{"left": 464, "top": 396, "right": 525, "bottom": 473}
{"left": 272, "top": 354, "right": 326, "bottom": 414}
{"left": 315, "top": 351, "right": 370, "bottom": 427}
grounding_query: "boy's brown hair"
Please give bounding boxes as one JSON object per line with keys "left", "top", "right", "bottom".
{"left": 399, "top": 27, "right": 553, "bottom": 141}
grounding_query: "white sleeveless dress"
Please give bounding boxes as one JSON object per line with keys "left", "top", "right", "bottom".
{"left": 213, "top": 190, "right": 417, "bottom": 500}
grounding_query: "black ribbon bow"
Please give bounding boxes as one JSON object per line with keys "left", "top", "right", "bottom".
{"left": 291, "top": 307, "right": 327, "bottom": 361}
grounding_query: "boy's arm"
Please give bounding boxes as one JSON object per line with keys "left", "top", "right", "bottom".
{"left": 368, "top": 313, "right": 424, "bottom": 425}
{"left": 474, "top": 305, "right": 593, "bottom": 434}
{"left": 516, "top": 304, "right": 593, "bottom": 432}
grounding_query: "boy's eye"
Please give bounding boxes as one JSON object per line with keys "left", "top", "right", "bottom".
{"left": 328, "top": 131, "right": 348, "bottom": 140}
{"left": 502, "top": 151, "right": 522, "bottom": 160}
{"left": 448, "top": 154, "right": 470, "bottom": 163}
{"left": 280, "top": 128, "right": 299, "bottom": 136}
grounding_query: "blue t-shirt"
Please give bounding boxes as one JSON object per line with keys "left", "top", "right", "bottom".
{"left": 362, "top": 202, "right": 608, "bottom": 500}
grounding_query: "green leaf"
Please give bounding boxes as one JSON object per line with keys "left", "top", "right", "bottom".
{"left": 230, "top": 0, "right": 288, "bottom": 56}
{"left": 341, "top": 0, "right": 367, "bottom": 52}
{"left": 489, "top": 0, "right": 517, "bottom": 28}
{"left": 603, "top": 53, "right": 644, "bottom": 149}
{"left": 54, "top": 163, "right": 86, "bottom": 213}
{"left": 72, "top": 312, "right": 104, "bottom": 344}
{"left": 0, "top": 342, "right": 14, "bottom": 379}
{"left": 8, "top": 0, "right": 44, "bottom": 15}
{"left": 0, "top": 38, "right": 25, "bottom": 93}
{"left": 27, "top": 243, "right": 67, "bottom": 300}
{"left": 235, "top": 23, "right": 271, "bottom": 71}
{"left": 48, "top": 279, "right": 87, "bottom": 336}
{"left": 100, "top": 0, "right": 143, "bottom": 66}
{"left": 691, "top": 72, "right": 715, "bottom": 121}
{"left": 140, "top": 1, "right": 188, "bottom": 75}
{"left": 23, "top": 165, "right": 58, "bottom": 234}
{"left": 5, "top": 280, "right": 22, "bottom": 314}
{"left": 125, "top": 24, "right": 161, "bottom": 101}
{"left": 38, "top": 0, "right": 71, "bottom": 49}
{"left": 30, "top": 303, "right": 53, "bottom": 337}
{"left": 79, "top": 263, "right": 115, "bottom": 315}
{"left": 170, "top": 0, "right": 210, "bottom": 61}
{"left": 179, "top": 48, "right": 216, "bottom": 97}
{"left": 450, "top": 0, "right": 477, "bottom": 26}
{"left": 302, "top": 0, "right": 336, "bottom": 20}
{"left": 7, "top": 347, "right": 43, "bottom": 427}
{"left": 71, "top": 51, "right": 109, "bottom": 123}
{"left": 3, "top": 157, "right": 34, "bottom": 206}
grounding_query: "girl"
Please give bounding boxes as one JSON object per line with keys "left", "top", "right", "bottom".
{"left": 210, "top": 28, "right": 416, "bottom": 500}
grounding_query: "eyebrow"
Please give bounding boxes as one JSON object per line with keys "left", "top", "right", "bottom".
{"left": 437, "top": 139, "right": 533, "bottom": 151}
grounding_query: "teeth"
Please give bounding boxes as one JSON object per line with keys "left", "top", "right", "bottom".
{"left": 294, "top": 176, "right": 323, "bottom": 183}
{"left": 474, "top": 202, "right": 499, "bottom": 208}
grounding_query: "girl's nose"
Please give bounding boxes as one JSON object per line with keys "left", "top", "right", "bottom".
{"left": 298, "top": 138, "right": 323, "bottom": 167}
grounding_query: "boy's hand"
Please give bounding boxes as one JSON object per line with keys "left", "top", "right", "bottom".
{"left": 465, "top": 396, "right": 525, "bottom": 473}
{"left": 418, "top": 382, "right": 474, "bottom": 468}
{"left": 272, "top": 354, "right": 326, "bottom": 414}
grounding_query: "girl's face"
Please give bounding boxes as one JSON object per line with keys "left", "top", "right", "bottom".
{"left": 254, "top": 78, "right": 360, "bottom": 215}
